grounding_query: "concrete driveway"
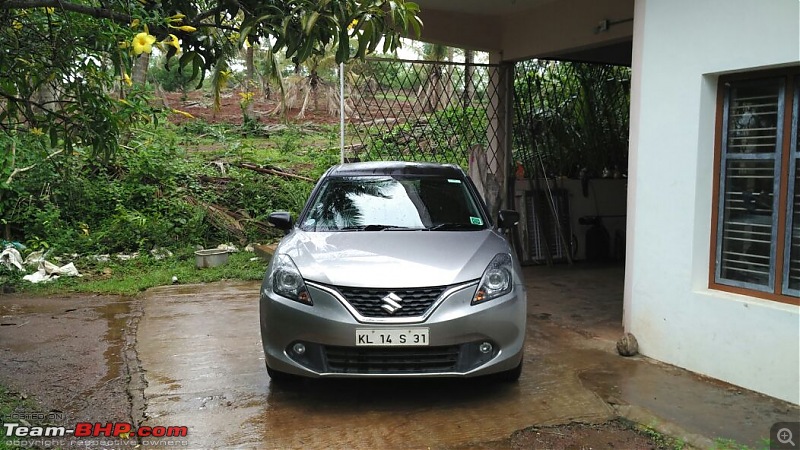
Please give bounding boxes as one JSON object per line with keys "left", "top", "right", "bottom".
{"left": 135, "top": 264, "right": 799, "bottom": 448}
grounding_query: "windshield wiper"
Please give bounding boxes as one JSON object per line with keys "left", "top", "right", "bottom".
{"left": 340, "top": 224, "right": 418, "bottom": 231}
{"left": 427, "top": 223, "right": 484, "bottom": 231}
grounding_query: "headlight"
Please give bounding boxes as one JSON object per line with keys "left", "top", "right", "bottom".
{"left": 473, "top": 253, "right": 513, "bottom": 304}
{"left": 270, "top": 254, "right": 312, "bottom": 304}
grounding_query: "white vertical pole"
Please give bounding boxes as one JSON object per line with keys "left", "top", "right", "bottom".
{"left": 339, "top": 62, "right": 345, "bottom": 164}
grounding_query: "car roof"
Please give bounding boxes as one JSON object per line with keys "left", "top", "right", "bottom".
{"left": 325, "top": 161, "right": 466, "bottom": 178}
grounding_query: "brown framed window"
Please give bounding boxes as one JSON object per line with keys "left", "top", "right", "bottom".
{"left": 711, "top": 67, "right": 800, "bottom": 305}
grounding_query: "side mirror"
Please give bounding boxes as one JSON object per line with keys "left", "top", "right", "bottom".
{"left": 268, "top": 211, "right": 293, "bottom": 234}
{"left": 497, "top": 210, "right": 520, "bottom": 229}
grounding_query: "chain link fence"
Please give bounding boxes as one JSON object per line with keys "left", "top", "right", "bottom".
{"left": 345, "top": 58, "right": 505, "bottom": 171}
{"left": 343, "top": 58, "right": 630, "bottom": 177}
{"left": 341, "top": 57, "right": 631, "bottom": 263}
{"left": 512, "top": 60, "right": 631, "bottom": 263}
{"left": 512, "top": 60, "right": 631, "bottom": 180}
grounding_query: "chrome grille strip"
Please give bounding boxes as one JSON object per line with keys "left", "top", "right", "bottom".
{"left": 306, "top": 280, "right": 478, "bottom": 324}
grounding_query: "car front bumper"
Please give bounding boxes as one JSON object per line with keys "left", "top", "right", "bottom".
{"left": 259, "top": 280, "right": 526, "bottom": 378}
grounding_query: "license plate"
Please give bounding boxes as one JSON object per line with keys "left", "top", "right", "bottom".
{"left": 356, "top": 328, "right": 429, "bottom": 346}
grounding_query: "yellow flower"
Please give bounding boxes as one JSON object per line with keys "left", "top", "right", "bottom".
{"left": 172, "top": 109, "right": 195, "bottom": 119}
{"left": 348, "top": 19, "right": 358, "bottom": 30}
{"left": 164, "top": 34, "right": 181, "bottom": 52}
{"left": 119, "top": 40, "right": 130, "bottom": 49}
{"left": 130, "top": 19, "right": 140, "bottom": 29}
{"left": 168, "top": 13, "right": 186, "bottom": 22}
{"left": 30, "top": 127, "right": 44, "bottom": 136}
{"left": 132, "top": 32, "right": 156, "bottom": 55}
{"left": 171, "top": 25, "right": 196, "bottom": 32}
{"left": 12, "top": 20, "right": 22, "bottom": 30}
{"left": 122, "top": 73, "right": 132, "bottom": 86}
{"left": 239, "top": 92, "right": 254, "bottom": 104}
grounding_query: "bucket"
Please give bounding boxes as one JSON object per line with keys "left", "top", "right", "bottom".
{"left": 194, "top": 249, "right": 229, "bottom": 268}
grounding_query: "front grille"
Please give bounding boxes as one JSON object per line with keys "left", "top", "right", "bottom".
{"left": 325, "top": 345, "right": 460, "bottom": 374}
{"left": 336, "top": 286, "right": 447, "bottom": 317}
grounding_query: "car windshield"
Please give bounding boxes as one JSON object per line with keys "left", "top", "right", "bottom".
{"left": 299, "top": 175, "right": 487, "bottom": 232}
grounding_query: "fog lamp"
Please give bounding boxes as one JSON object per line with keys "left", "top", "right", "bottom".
{"left": 479, "top": 342, "right": 493, "bottom": 354}
{"left": 292, "top": 343, "right": 306, "bottom": 355}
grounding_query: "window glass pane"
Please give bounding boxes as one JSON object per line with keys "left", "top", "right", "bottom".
{"left": 719, "top": 160, "right": 775, "bottom": 288}
{"left": 726, "top": 82, "right": 781, "bottom": 154}
{"left": 786, "top": 163, "right": 800, "bottom": 292}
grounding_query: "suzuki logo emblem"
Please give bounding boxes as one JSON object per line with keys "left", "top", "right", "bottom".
{"left": 381, "top": 292, "right": 403, "bottom": 314}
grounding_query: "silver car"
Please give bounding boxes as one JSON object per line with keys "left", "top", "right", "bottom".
{"left": 260, "top": 161, "right": 527, "bottom": 382}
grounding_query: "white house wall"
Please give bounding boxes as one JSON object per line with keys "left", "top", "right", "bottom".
{"left": 626, "top": 0, "right": 800, "bottom": 403}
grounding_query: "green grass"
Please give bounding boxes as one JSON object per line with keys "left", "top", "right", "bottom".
{"left": 8, "top": 249, "right": 268, "bottom": 297}
{"left": 3, "top": 120, "right": 338, "bottom": 297}
{"left": 710, "top": 437, "right": 771, "bottom": 450}
{"left": 633, "top": 421, "right": 686, "bottom": 450}
{"left": 178, "top": 121, "right": 342, "bottom": 178}
{"left": 0, "top": 386, "right": 35, "bottom": 450}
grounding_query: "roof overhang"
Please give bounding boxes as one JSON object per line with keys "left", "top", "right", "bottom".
{"left": 413, "top": 0, "right": 634, "bottom": 65}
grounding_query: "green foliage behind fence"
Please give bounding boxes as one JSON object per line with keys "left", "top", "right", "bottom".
{"left": 513, "top": 60, "right": 631, "bottom": 179}
{"left": 364, "top": 106, "right": 488, "bottom": 167}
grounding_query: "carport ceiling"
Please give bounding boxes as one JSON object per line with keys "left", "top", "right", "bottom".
{"left": 413, "top": 0, "right": 633, "bottom": 66}
{"left": 414, "top": 0, "right": 556, "bottom": 17}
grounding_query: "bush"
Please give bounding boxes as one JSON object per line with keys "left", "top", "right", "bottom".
{"left": 149, "top": 55, "right": 200, "bottom": 93}
{"left": 1, "top": 122, "right": 321, "bottom": 258}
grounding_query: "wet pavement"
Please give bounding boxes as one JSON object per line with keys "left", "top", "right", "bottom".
{"left": 0, "top": 294, "right": 136, "bottom": 425}
{"left": 137, "top": 282, "right": 615, "bottom": 449}
{"left": 1, "top": 264, "right": 797, "bottom": 448}
{"left": 134, "top": 265, "right": 800, "bottom": 449}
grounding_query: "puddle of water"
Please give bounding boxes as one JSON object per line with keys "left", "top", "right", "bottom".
{"left": 96, "top": 300, "right": 132, "bottom": 383}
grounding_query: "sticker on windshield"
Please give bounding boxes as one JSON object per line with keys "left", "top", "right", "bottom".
{"left": 447, "top": 179, "right": 461, "bottom": 184}
{"left": 470, "top": 217, "right": 483, "bottom": 225}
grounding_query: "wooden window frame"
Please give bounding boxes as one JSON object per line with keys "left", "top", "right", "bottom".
{"left": 710, "top": 67, "right": 800, "bottom": 306}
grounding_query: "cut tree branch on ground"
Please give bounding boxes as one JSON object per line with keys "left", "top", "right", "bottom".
{"left": 185, "top": 196, "right": 281, "bottom": 243}
{"left": 236, "top": 163, "right": 314, "bottom": 182}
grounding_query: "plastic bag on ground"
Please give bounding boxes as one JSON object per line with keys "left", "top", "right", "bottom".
{"left": 22, "top": 261, "right": 82, "bottom": 283}
{"left": 0, "top": 248, "right": 25, "bottom": 271}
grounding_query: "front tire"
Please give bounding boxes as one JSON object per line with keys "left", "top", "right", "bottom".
{"left": 266, "top": 363, "right": 301, "bottom": 384}
{"left": 495, "top": 359, "right": 523, "bottom": 382}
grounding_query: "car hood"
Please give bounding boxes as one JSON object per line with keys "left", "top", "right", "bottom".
{"left": 276, "top": 230, "right": 510, "bottom": 288}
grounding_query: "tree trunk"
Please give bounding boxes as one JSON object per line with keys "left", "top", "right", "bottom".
{"left": 246, "top": 45, "right": 255, "bottom": 84}
{"left": 35, "top": 82, "right": 58, "bottom": 113}
{"left": 245, "top": 45, "right": 256, "bottom": 120}
{"left": 132, "top": 53, "right": 150, "bottom": 85}
{"left": 418, "top": 44, "right": 448, "bottom": 113}
{"left": 463, "top": 49, "right": 474, "bottom": 106}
